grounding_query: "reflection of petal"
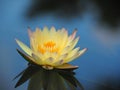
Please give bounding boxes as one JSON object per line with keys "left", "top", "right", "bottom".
{"left": 55, "top": 69, "right": 84, "bottom": 90}
{"left": 13, "top": 69, "right": 25, "bottom": 81}
{"left": 28, "top": 69, "right": 44, "bottom": 90}
{"left": 28, "top": 70, "right": 67, "bottom": 90}
{"left": 14, "top": 65, "right": 40, "bottom": 88}
{"left": 57, "top": 70, "right": 77, "bottom": 87}
{"left": 14, "top": 64, "right": 84, "bottom": 90}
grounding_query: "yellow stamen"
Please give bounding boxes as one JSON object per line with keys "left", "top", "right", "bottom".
{"left": 38, "top": 45, "right": 45, "bottom": 54}
{"left": 37, "top": 41, "right": 59, "bottom": 54}
{"left": 44, "top": 41, "right": 56, "bottom": 48}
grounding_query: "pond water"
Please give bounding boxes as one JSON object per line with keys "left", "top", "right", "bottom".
{"left": 0, "top": 0, "right": 120, "bottom": 90}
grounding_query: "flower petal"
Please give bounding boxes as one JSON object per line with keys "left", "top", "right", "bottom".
{"left": 16, "top": 49, "right": 36, "bottom": 64}
{"left": 68, "top": 29, "right": 77, "bottom": 42}
{"left": 64, "top": 47, "right": 80, "bottom": 63}
{"left": 28, "top": 28, "right": 33, "bottom": 38}
{"left": 16, "top": 39, "right": 33, "bottom": 56}
{"left": 55, "top": 63, "right": 78, "bottom": 69}
{"left": 31, "top": 53, "right": 43, "bottom": 65}
{"left": 53, "top": 60, "right": 64, "bottom": 66}
{"left": 44, "top": 57, "right": 55, "bottom": 65}
{"left": 50, "top": 26, "right": 56, "bottom": 32}
{"left": 65, "top": 48, "right": 87, "bottom": 63}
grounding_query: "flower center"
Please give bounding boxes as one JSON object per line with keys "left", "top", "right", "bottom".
{"left": 44, "top": 41, "right": 56, "bottom": 48}
{"left": 37, "top": 41, "right": 59, "bottom": 54}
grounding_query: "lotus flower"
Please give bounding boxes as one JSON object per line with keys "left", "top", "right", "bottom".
{"left": 16, "top": 27, "right": 87, "bottom": 70}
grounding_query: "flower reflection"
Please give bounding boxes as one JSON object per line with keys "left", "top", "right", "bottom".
{"left": 14, "top": 64, "right": 84, "bottom": 90}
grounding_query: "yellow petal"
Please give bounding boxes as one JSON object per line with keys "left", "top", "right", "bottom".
{"left": 28, "top": 27, "right": 33, "bottom": 38}
{"left": 43, "top": 26, "right": 49, "bottom": 36}
{"left": 67, "top": 47, "right": 80, "bottom": 57}
{"left": 52, "top": 59, "right": 64, "bottom": 66}
{"left": 17, "top": 49, "right": 36, "bottom": 64}
{"left": 59, "top": 28, "right": 68, "bottom": 50}
{"left": 50, "top": 26, "right": 56, "bottom": 32}
{"left": 65, "top": 48, "right": 87, "bottom": 63}
{"left": 44, "top": 57, "right": 55, "bottom": 65}
{"left": 68, "top": 29, "right": 77, "bottom": 42}
{"left": 31, "top": 53, "right": 43, "bottom": 65}
{"left": 64, "top": 47, "right": 80, "bottom": 63}
{"left": 60, "top": 37, "right": 79, "bottom": 55}
{"left": 56, "top": 63, "right": 78, "bottom": 69}
{"left": 78, "top": 48, "right": 87, "bottom": 57}
{"left": 67, "top": 37, "right": 80, "bottom": 52}
{"left": 15, "top": 39, "right": 32, "bottom": 56}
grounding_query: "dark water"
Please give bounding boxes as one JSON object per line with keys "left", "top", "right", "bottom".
{"left": 0, "top": 0, "right": 120, "bottom": 90}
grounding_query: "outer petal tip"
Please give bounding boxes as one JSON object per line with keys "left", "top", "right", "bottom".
{"left": 81, "top": 47, "right": 87, "bottom": 51}
{"left": 50, "top": 26, "right": 56, "bottom": 31}
{"left": 28, "top": 28, "right": 33, "bottom": 37}
{"left": 44, "top": 26, "right": 48, "bottom": 28}
{"left": 78, "top": 48, "right": 87, "bottom": 56}
{"left": 15, "top": 39, "right": 32, "bottom": 56}
{"left": 73, "top": 28, "right": 78, "bottom": 34}
{"left": 15, "top": 39, "right": 20, "bottom": 44}
{"left": 70, "top": 29, "right": 77, "bottom": 40}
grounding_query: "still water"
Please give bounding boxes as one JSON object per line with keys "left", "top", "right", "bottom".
{"left": 0, "top": 0, "right": 120, "bottom": 90}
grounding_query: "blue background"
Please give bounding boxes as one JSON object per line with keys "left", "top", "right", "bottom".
{"left": 0, "top": 0, "right": 120, "bottom": 90}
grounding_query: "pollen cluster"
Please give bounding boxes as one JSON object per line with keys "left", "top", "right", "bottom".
{"left": 37, "top": 41, "right": 59, "bottom": 54}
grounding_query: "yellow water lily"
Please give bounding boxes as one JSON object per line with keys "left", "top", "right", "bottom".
{"left": 16, "top": 27, "right": 87, "bottom": 70}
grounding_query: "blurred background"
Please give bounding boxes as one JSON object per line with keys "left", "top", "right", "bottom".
{"left": 0, "top": 0, "right": 120, "bottom": 90}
